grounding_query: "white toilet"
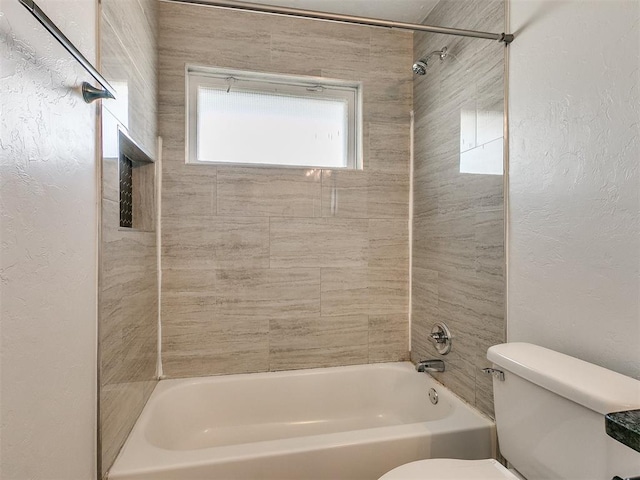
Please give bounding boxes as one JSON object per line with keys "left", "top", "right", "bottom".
{"left": 380, "top": 343, "right": 640, "bottom": 480}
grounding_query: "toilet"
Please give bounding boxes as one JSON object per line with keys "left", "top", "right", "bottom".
{"left": 380, "top": 343, "right": 640, "bottom": 480}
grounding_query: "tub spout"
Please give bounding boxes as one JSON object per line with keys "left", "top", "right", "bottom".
{"left": 416, "top": 359, "right": 445, "bottom": 373}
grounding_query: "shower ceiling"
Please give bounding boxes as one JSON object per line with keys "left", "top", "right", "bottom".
{"left": 213, "top": 0, "right": 440, "bottom": 23}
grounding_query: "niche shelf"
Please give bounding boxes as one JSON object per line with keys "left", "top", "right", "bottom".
{"left": 118, "top": 129, "right": 155, "bottom": 231}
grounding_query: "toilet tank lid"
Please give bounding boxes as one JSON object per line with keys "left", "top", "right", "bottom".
{"left": 487, "top": 343, "right": 640, "bottom": 415}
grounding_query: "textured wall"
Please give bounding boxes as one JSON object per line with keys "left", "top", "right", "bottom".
{"left": 411, "top": 0, "right": 506, "bottom": 418}
{"left": 508, "top": 0, "right": 640, "bottom": 378}
{"left": 158, "top": 1, "right": 412, "bottom": 378}
{"left": 0, "top": 0, "right": 98, "bottom": 478}
{"left": 98, "top": 0, "right": 158, "bottom": 476}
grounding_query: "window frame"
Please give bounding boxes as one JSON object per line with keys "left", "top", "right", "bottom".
{"left": 186, "top": 66, "right": 363, "bottom": 170}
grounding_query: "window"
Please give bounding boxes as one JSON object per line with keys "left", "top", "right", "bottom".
{"left": 187, "top": 67, "right": 362, "bottom": 169}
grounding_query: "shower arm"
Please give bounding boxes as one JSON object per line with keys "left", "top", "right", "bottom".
{"left": 420, "top": 48, "right": 448, "bottom": 65}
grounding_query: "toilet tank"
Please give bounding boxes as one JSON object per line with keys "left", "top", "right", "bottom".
{"left": 488, "top": 343, "right": 640, "bottom": 480}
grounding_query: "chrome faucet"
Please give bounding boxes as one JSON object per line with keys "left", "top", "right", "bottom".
{"left": 416, "top": 359, "right": 445, "bottom": 373}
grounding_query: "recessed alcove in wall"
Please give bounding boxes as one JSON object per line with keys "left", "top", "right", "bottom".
{"left": 118, "top": 129, "right": 155, "bottom": 231}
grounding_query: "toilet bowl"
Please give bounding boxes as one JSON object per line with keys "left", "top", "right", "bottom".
{"left": 379, "top": 459, "right": 518, "bottom": 480}
{"left": 378, "top": 343, "right": 640, "bottom": 480}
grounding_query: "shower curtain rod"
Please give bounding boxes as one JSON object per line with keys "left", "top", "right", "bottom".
{"left": 166, "top": 0, "right": 514, "bottom": 44}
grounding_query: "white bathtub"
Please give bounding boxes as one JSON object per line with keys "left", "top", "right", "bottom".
{"left": 109, "top": 362, "right": 495, "bottom": 480}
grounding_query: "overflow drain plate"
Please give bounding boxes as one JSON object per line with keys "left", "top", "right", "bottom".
{"left": 428, "top": 388, "right": 439, "bottom": 405}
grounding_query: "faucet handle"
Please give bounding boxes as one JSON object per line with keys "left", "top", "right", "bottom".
{"left": 430, "top": 331, "right": 446, "bottom": 342}
{"left": 429, "top": 323, "right": 452, "bottom": 355}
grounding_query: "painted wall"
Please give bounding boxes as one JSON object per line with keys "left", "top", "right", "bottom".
{"left": 98, "top": 0, "right": 159, "bottom": 475}
{"left": 0, "top": 0, "right": 98, "bottom": 478}
{"left": 508, "top": 0, "right": 640, "bottom": 379}
{"left": 158, "top": 2, "right": 412, "bottom": 378}
{"left": 411, "top": 0, "right": 506, "bottom": 418}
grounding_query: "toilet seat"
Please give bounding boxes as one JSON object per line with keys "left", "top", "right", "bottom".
{"left": 379, "top": 459, "right": 519, "bottom": 480}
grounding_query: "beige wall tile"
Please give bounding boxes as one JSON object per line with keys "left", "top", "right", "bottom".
{"left": 162, "top": 268, "right": 216, "bottom": 294}
{"left": 367, "top": 172, "right": 409, "bottom": 219}
{"left": 413, "top": 180, "right": 439, "bottom": 220}
{"left": 102, "top": 0, "right": 157, "bottom": 89}
{"left": 414, "top": 111, "right": 460, "bottom": 162}
{"left": 100, "top": 204, "right": 158, "bottom": 476}
{"left": 159, "top": 2, "right": 271, "bottom": 72}
{"left": 158, "top": 1, "right": 411, "bottom": 379}
{"left": 269, "top": 218, "right": 369, "bottom": 269}
{"left": 321, "top": 170, "right": 368, "bottom": 218}
{"left": 368, "top": 267, "right": 409, "bottom": 315}
{"left": 99, "top": 0, "right": 158, "bottom": 473}
{"left": 162, "top": 291, "right": 217, "bottom": 320}
{"left": 163, "top": 172, "right": 216, "bottom": 219}
{"left": 102, "top": 13, "right": 157, "bottom": 158}
{"left": 215, "top": 268, "right": 321, "bottom": 319}
{"left": 217, "top": 167, "right": 322, "bottom": 217}
{"left": 101, "top": 285, "right": 157, "bottom": 387}
{"left": 363, "top": 74, "right": 413, "bottom": 125}
{"left": 411, "top": 292, "right": 439, "bottom": 359}
{"left": 101, "top": 380, "right": 156, "bottom": 476}
{"left": 320, "top": 268, "right": 368, "bottom": 317}
{"left": 162, "top": 216, "right": 269, "bottom": 270}
{"left": 369, "top": 29, "right": 414, "bottom": 74}
{"left": 369, "top": 314, "right": 410, "bottom": 363}
{"left": 270, "top": 315, "right": 368, "bottom": 371}
{"left": 368, "top": 122, "right": 411, "bottom": 173}
{"left": 270, "top": 17, "right": 371, "bottom": 75}
{"left": 369, "top": 219, "right": 409, "bottom": 269}
{"left": 411, "top": 0, "right": 505, "bottom": 420}
{"left": 162, "top": 305, "right": 269, "bottom": 377}
{"left": 157, "top": 109, "right": 186, "bottom": 157}
{"left": 103, "top": 157, "right": 119, "bottom": 203}
{"left": 475, "top": 207, "right": 505, "bottom": 287}
{"left": 321, "top": 265, "right": 408, "bottom": 319}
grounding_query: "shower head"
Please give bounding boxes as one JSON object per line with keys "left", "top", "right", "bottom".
{"left": 412, "top": 46, "right": 448, "bottom": 75}
{"left": 412, "top": 60, "right": 428, "bottom": 76}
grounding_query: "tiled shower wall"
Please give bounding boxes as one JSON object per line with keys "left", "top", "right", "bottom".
{"left": 99, "top": 0, "right": 158, "bottom": 475}
{"left": 158, "top": 1, "right": 412, "bottom": 378}
{"left": 411, "top": 0, "right": 506, "bottom": 418}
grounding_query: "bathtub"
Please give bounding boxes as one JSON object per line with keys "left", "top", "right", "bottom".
{"left": 109, "top": 362, "right": 495, "bottom": 480}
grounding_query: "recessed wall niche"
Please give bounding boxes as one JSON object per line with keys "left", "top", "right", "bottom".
{"left": 118, "top": 129, "right": 155, "bottom": 231}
